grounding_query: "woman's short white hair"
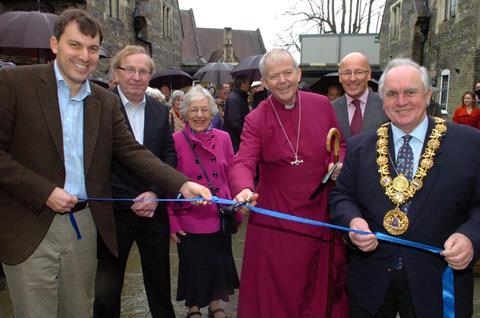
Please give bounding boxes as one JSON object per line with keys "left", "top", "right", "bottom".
{"left": 171, "top": 90, "right": 185, "bottom": 101}
{"left": 145, "top": 87, "right": 165, "bottom": 103}
{"left": 180, "top": 85, "right": 219, "bottom": 117}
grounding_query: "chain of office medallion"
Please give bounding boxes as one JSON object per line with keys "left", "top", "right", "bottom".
{"left": 376, "top": 117, "right": 447, "bottom": 206}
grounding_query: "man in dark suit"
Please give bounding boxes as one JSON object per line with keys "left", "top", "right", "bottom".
{"left": 93, "top": 45, "right": 176, "bottom": 317}
{"left": 332, "top": 52, "right": 388, "bottom": 139}
{"left": 0, "top": 9, "right": 210, "bottom": 318}
{"left": 330, "top": 58, "right": 480, "bottom": 317}
{"left": 223, "top": 74, "right": 251, "bottom": 152}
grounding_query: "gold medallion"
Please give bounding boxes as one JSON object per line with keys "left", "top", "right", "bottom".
{"left": 392, "top": 174, "right": 409, "bottom": 192}
{"left": 376, "top": 117, "right": 446, "bottom": 206}
{"left": 383, "top": 208, "right": 409, "bottom": 235}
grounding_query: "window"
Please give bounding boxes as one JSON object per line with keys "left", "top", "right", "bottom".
{"left": 444, "top": 0, "right": 457, "bottom": 20}
{"left": 109, "top": 0, "right": 120, "bottom": 19}
{"left": 439, "top": 69, "right": 450, "bottom": 114}
{"left": 162, "top": 2, "right": 172, "bottom": 38}
{"left": 390, "top": 1, "right": 401, "bottom": 42}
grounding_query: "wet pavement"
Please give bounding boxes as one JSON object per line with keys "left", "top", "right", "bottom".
{"left": 0, "top": 223, "right": 246, "bottom": 318}
{"left": 1, "top": 221, "right": 480, "bottom": 317}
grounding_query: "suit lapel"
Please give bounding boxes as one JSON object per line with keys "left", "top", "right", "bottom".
{"left": 37, "top": 64, "right": 64, "bottom": 161}
{"left": 143, "top": 99, "right": 154, "bottom": 149}
{"left": 362, "top": 93, "right": 379, "bottom": 131}
{"left": 83, "top": 87, "right": 101, "bottom": 176}
{"left": 338, "top": 96, "right": 351, "bottom": 139}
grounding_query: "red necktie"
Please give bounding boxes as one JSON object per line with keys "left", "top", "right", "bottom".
{"left": 350, "top": 99, "right": 362, "bottom": 136}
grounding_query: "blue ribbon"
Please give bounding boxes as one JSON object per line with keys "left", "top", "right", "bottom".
{"left": 69, "top": 213, "right": 82, "bottom": 240}
{"left": 81, "top": 195, "right": 455, "bottom": 317}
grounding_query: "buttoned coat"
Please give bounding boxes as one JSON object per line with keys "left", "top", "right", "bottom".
{"left": 0, "top": 64, "right": 187, "bottom": 265}
{"left": 168, "top": 125, "right": 237, "bottom": 234}
{"left": 332, "top": 91, "right": 388, "bottom": 139}
{"left": 330, "top": 117, "right": 480, "bottom": 317}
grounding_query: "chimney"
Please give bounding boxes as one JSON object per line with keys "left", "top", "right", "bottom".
{"left": 222, "top": 27, "right": 235, "bottom": 63}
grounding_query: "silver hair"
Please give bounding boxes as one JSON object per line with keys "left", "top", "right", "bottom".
{"left": 145, "top": 87, "right": 165, "bottom": 102}
{"left": 179, "top": 85, "right": 219, "bottom": 118}
{"left": 171, "top": 90, "right": 185, "bottom": 101}
{"left": 378, "top": 58, "right": 431, "bottom": 98}
{"left": 259, "top": 48, "right": 299, "bottom": 79}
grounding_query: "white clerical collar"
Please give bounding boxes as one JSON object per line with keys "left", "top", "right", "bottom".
{"left": 284, "top": 103, "right": 295, "bottom": 109}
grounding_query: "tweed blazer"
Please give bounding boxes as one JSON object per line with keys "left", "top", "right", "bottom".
{"left": 0, "top": 64, "right": 187, "bottom": 265}
{"left": 332, "top": 91, "right": 388, "bottom": 139}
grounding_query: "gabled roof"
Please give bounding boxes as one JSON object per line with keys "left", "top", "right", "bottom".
{"left": 196, "top": 27, "right": 265, "bottom": 62}
{"left": 180, "top": 9, "right": 205, "bottom": 65}
{"left": 180, "top": 9, "right": 266, "bottom": 66}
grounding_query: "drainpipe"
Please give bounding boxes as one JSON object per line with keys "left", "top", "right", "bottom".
{"left": 419, "top": 0, "right": 431, "bottom": 66}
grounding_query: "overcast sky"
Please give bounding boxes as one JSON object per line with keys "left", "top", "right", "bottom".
{"left": 178, "top": 0, "right": 298, "bottom": 51}
{"left": 178, "top": 0, "right": 385, "bottom": 56}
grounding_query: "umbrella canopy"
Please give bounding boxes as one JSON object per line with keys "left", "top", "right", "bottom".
{"left": 231, "top": 54, "right": 263, "bottom": 82}
{"left": 309, "top": 72, "right": 378, "bottom": 95}
{"left": 150, "top": 68, "right": 193, "bottom": 90}
{"left": 0, "top": 11, "right": 57, "bottom": 49}
{"left": 193, "top": 62, "right": 233, "bottom": 85}
{"left": 0, "top": 11, "right": 109, "bottom": 62}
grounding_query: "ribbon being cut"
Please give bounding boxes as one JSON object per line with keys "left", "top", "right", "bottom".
{"left": 79, "top": 195, "right": 455, "bottom": 318}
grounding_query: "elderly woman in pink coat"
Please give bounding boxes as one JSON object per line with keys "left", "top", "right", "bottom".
{"left": 168, "top": 85, "right": 240, "bottom": 318}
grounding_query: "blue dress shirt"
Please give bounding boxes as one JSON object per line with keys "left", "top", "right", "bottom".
{"left": 53, "top": 61, "right": 90, "bottom": 199}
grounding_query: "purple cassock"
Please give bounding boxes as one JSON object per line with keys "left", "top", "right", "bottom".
{"left": 229, "top": 91, "right": 349, "bottom": 318}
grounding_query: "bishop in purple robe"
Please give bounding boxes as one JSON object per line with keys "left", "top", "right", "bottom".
{"left": 230, "top": 48, "right": 348, "bottom": 318}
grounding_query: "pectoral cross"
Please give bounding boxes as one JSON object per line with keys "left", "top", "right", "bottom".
{"left": 290, "top": 155, "right": 304, "bottom": 166}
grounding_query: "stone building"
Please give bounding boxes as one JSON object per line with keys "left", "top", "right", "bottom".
{"left": 379, "top": 0, "right": 480, "bottom": 116}
{"left": 0, "top": 0, "right": 184, "bottom": 79}
{"left": 180, "top": 8, "right": 266, "bottom": 75}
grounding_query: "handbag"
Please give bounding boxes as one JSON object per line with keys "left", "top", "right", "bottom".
{"left": 182, "top": 131, "right": 238, "bottom": 235}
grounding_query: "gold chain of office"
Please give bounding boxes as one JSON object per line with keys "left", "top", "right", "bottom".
{"left": 376, "top": 117, "right": 447, "bottom": 206}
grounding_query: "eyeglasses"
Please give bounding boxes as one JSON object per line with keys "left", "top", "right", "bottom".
{"left": 339, "top": 69, "right": 370, "bottom": 78}
{"left": 118, "top": 66, "right": 151, "bottom": 77}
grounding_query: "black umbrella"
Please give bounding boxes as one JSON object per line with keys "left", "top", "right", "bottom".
{"left": 0, "top": 11, "right": 109, "bottom": 63}
{"left": 150, "top": 68, "right": 193, "bottom": 90}
{"left": 0, "top": 11, "right": 57, "bottom": 63}
{"left": 231, "top": 54, "right": 263, "bottom": 82}
{"left": 193, "top": 62, "right": 233, "bottom": 85}
{"left": 0, "top": 11, "right": 57, "bottom": 49}
{"left": 309, "top": 72, "right": 378, "bottom": 94}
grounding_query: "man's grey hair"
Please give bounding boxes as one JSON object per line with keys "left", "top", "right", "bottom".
{"left": 378, "top": 58, "right": 431, "bottom": 98}
{"left": 259, "top": 48, "right": 299, "bottom": 79}
{"left": 180, "top": 85, "right": 219, "bottom": 118}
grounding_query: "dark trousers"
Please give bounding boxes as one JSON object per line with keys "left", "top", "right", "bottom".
{"left": 349, "top": 268, "right": 416, "bottom": 318}
{"left": 93, "top": 209, "right": 175, "bottom": 318}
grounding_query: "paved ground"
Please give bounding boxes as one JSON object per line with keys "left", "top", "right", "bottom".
{"left": 1, "top": 221, "right": 480, "bottom": 317}
{"left": 0, "top": 223, "right": 246, "bottom": 318}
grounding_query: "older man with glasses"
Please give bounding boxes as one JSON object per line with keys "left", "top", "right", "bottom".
{"left": 94, "top": 45, "right": 177, "bottom": 318}
{"left": 332, "top": 52, "right": 388, "bottom": 139}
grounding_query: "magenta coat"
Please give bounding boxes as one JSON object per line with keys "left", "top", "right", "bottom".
{"left": 168, "top": 125, "right": 239, "bottom": 234}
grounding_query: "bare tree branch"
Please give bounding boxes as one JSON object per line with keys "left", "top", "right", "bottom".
{"left": 278, "top": 0, "right": 385, "bottom": 51}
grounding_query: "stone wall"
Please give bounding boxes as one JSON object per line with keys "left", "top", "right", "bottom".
{"left": 380, "top": 0, "right": 480, "bottom": 116}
